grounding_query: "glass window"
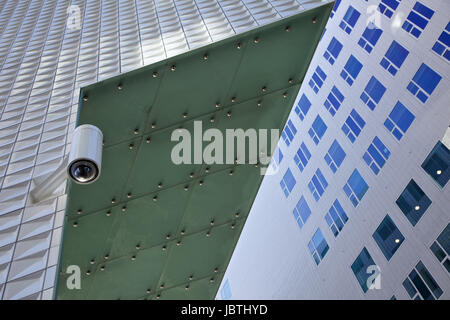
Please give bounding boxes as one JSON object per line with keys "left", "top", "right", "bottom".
{"left": 324, "top": 85, "right": 344, "bottom": 116}
{"left": 339, "top": 6, "right": 360, "bottom": 34}
{"left": 403, "top": 261, "right": 442, "bottom": 300}
{"left": 281, "top": 119, "right": 297, "bottom": 146}
{"left": 341, "top": 55, "right": 362, "bottom": 86}
{"left": 360, "top": 76, "right": 386, "bottom": 110}
{"left": 430, "top": 223, "right": 450, "bottom": 274}
{"left": 407, "top": 63, "right": 442, "bottom": 103}
{"left": 220, "top": 279, "right": 232, "bottom": 300}
{"left": 324, "top": 37, "right": 343, "bottom": 65}
{"left": 373, "top": 214, "right": 404, "bottom": 260}
{"left": 308, "top": 115, "right": 327, "bottom": 145}
{"left": 325, "top": 199, "right": 348, "bottom": 237}
{"left": 308, "top": 228, "right": 329, "bottom": 265}
{"left": 325, "top": 139, "right": 346, "bottom": 173}
{"left": 380, "top": 40, "right": 409, "bottom": 76}
{"left": 330, "top": 0, "right": 341, "bottom": 19}
{"left": 432, "top": 22, "right": 450, "bottom": 62}
{"left": 402, "top": 2, "right": 434, "bottom": 38}
{"left": 396, "top": 179, "right": 431, "bottom": 226}
{"left": 294, "top": 142, "right": 311, "bottom": 172}
{"left": 421, "top": 141, "right": 450, "bottom": 188}
{"left": 343, "top": 169, "right": 369, "bottom": 207}
{"left": 293, "top": 196, "right": 312, "bottom": 229}
{"left": 309, "top": 66, "right": 327, "bottom": 94}
{"left": 358, "top": 23, "right": 383, "bottom": 53}
{"left": 342, "top": 109, "right": 365, "bottom": 143}
{"left": 295, "top": 94, "right": 311, "bottom": 121}
{"left": 280, "top": 168, "right": 296, "bottom": 198}
{"left": 308, "top": 168, "right": 328, "bottom": 202}
{"left": 351, "top": 247, "right": 377, "bottom": 293}
{"left": 363, "top": 136, "right": 390, "bottom": 175}
{"left": 378, "top": 0, "right": 401, "bottom": 19}
{"left": 384, "top": 101, "right": 415, "bottom": 141}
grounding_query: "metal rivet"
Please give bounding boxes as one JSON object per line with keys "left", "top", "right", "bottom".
{"left": 153, "top": 196, "right": 158, "bottom": 202}
{"left": 129, "top": 144, "right": 134, "bottom": 150}
{"left": 210, "top": 278, "right": 214, "bottom": 283}
{"left": 162, "top": 245, "right": 167, "bottom": 251}
{"left": 160, "top": 284, "right": 164, "bottom": 289}
{"left": 158, "top": 182, "right": 163, "bottom": 189}
{"left": 77, "top": 209, "right": 82, "bottom": 215}
{"left": 235, "top": 212, "right": 240, "bottom": 218}
{"left": 117, "top": 84, "right": 123, "bottom": 90}
{"left": 199, "top": 180, "right": 204, "bottom": 186}
{"left": 312, "top": 17, "right": 317, "bottom": 24}
{"left": 131, "top": 255, "right": 136, "bottom": 261}
{"left": 262, "top": 86, "right": 267, "bottom": 92}
{"left": 136, "top": 244, "right": 141, "bottom": 250}
{"left": 86, "top": 270, "right": 91, "bottom": 275}
{"left": 82, "top": 96, "right": 88, "bottom": 102}
{"left": 127, "top": 193, "right": 132, "bottom": 199}
{"left": 176, "top": 241, "right": 181, "bottom": 246}
{"left": 227, "top": 111, "right": 232, "bottom": 117}
{"left": 170, "top": 65, "right": 176, "bottom": 71}
{"left": 189, "top": 172, "right": 194, "bottom": 178}
{"left": 111, "top": 198, "right": 116, "bottom": 204}
{"left": 210, "top": 220, "right": 214, "bottom": 226}
{"left": 285, "top": 26, "right": 290, "bottom": 32}
{"left": 104, "top": 254, "right": 109, "bottom": 260}
{"left": 257, "top": 101, "right": 262, "bottom": 107}
{"left": 146, "top": 289, "right": 151, "bottom": 294}
{"left": 152, "top": 72, "right": 158, "bottom": 78}
{"left": 205, "top": 167, "right": 210, "bottom": 173}
{"left": 254, "top": 37, "right": 259, "bottom": 44}
{"left": 156, "top": 294, "right": 161, "bottom": 299}
{"left": 231, "top": 223, "right": 236, "bottom": 229}
{"left": 203, "top": 54, "right": 208, "bottom": 60}
{"left": 151, "top": 123, "right": 156, "bottom": 129}
{"left": 181, "top": 230, "right": 185, "bottom": 235}
{"left": 100, "top": 266, "right": 105, "bottom": 271}
{"left": 237, "top": 43, "right": 241, "bottom": 49}
{"left": 288, "top": 78, "right": 294, "bottom": 84}
{"left": 185, "top": 285, "right": 190, "bottom": 290}
{"left": 90, "top": 259, "right": 95, "bottom": 264}
{"left": 229, "top": 170, "right": 234, "bottom": 176}
{"left": 183, "top": 112, "right": 188, "bottom": 118}
{"left": 134, "top": 128, "right": 139, "bottom": 134}
{"left": 122, "top": 206, "right": 126, "bottom": 212}
{"left": 215, "top": 102, "right": 221, "bottom": 108}
{"left": 189, "top": 275, "right": 193, "bottom": 280}
{"left": 206, "top": 231, "right": 210, "bottom": 237}
{"left": 283, "top": 92, "right": 288, "bottom": 98}
{"left": 73, "top": 222, "right": 78, "bottom": 227}
{"left": 231, "top": 97, "right": 236, "bottom": 103}
{"left": 146, "top": 137, "right": 151, "bottom": 143}
{"left": 184, "top": 185, "right": 189, "bottom": 191}
{"left": 210, "top": 117, "right": 215, "bottom": 123}
{"left": 106, "top": 210, "right": 111, "bottom": 216}
{"left": 214, "top": 268, "right": 219, "bottom": 273}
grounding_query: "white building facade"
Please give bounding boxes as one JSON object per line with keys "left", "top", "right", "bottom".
{"left": 219, "top": 0, "right": 450, "bottom": 300}
{"left": 0, "top": 0, "right": 329, "bottom": 300}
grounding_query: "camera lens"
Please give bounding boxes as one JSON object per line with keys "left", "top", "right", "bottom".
{"left": 69, "top": 160, "right": 98, "bottom": 183}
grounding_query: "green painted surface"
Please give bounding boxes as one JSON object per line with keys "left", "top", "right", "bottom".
{"left": 55, "top": 4, "right": 332, "bottom": 300}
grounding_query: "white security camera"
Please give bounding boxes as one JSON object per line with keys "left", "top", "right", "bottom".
{"left": 68, "top": 124, "right": 103, "bottom": 184}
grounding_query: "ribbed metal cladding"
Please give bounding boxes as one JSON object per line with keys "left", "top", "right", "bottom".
{"left": 0, "top": 0, "right": 329, "bottom": 300}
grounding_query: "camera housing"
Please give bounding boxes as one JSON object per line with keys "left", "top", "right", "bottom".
{"left": 68, "top": 124, "right": 103, "bottom": 184}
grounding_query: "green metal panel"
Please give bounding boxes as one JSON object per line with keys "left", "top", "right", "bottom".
{"left": 55, "top": 4, "right": 332, "bottom": 300}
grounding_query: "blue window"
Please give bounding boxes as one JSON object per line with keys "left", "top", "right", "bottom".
{"left": 380, "top": 41, "right": 409, "bottom": 76}
{"left": 432, "top": 22, "right": 450, "bottom": 61}
{"left": 308, "top": 115, "right": 327, "bottom": 145}
{"left": 358, "top": 23, "right": 383, "bottom": 53}
{"left": 384, "top": 101, "right": 414, "bottom": 141}
{"left": 407, "top": 63, "right": 442, "bottom": 103}
{"left": 270, "top": 148, "right": 283, "bottom": 172}
{"left": 344, "top": 169, "right": 369, "bottom": 207}
{"left": 363, "top": 136, "right": 391, "bottom": 175}
{"left": 308, "top": 228, "right": 329, "bottom": 265}
{"left": 403, "top": 261, "right": 443, "bottom": 300}
{"left": 396, "top": 179, "right": 431, "bottom": 226}
{"left": 402, "top": 2, "right": 434, "bottom": 38}
{"left": 378, "top": 0, "right": 401, "bottom": 19}
{"left": 351, "top": 247, "right": 377, "bottom": 293}
{"left": 293, "top": 196, "right": 312, "bottom": 229}
{"left": 309, "top": 66, "right": 327, "bottom": 93}
{"left": 373, "top": 214, "right": 404, "bottom": 260}
{"left": 220, "top": 279, "right": 232, "bottom": 300}
{"left": 324, "top": 85, "right": 344, "bottom": 116}
{"left": 430, "top": 224, "right": 450, "bottom": 274}
{"left": 339, "top": 6, "right": 360, "bottom": 34}
{"left": 325, "top": 140, "right": 346, "bottom": 173}
{"left": 330, "top": 0, "right": 341, "bottom": 19}
{"left": 341, "top": 55, "right": 362, "bottom": 86}
{"left": 360, "top": 76, "right": 386, "bottom": 110}
{"left": 294, "top": 142, "right": 311, "bottom": 172}
{"left": 281, "top": 119, "right": 297, "bottom": 146}
{"left": 324, "top": 37, "right": 343, "bottom": 65}
{"left": 308, "top": 168, "right": 328, "bottom": 202}
{"left": 422, "top": 141, "right": 450, "bottom": 188}
{"left": 325, "top": 199, "right": 348, "bottom": 237}
{"left": 342, "top": 109, "right": 365, "bottom": 143}
{"left": 295, "top": 94, "right": 311, "bottom": 121}
{"left": 280, "top": 168, "right": 296, "bottom": 198}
